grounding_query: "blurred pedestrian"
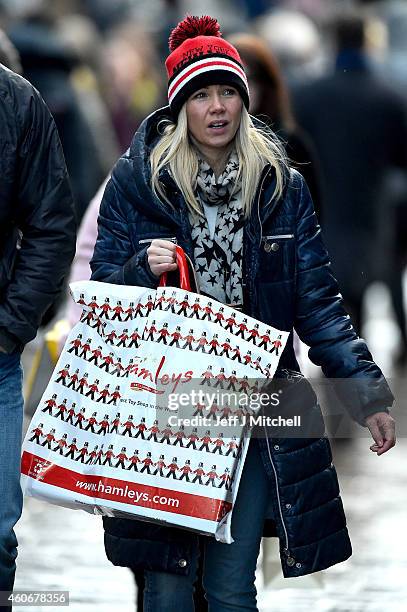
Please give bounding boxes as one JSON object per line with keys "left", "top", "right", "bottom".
{"left": 0, "top": 28, "right": 21, "bottom": 73}
{"left": 103, "top": 21, "right": 166, "bottom": 151}
{"left": 90, "top": 15, "right": 395, "bottom": 610}
{"left": 292, "top": 12, "right": 407, "bottom": 358}
{"left": 229, "top": 32, "right": 322, "bottom": 216}
{"left": 8, "top": 8, "right": 105, "bottom": 222}
{"left": 56, "top": 13, "right": 121, "bottom": 176}
{"left": 255, "top": 9, "right": 324, "bottom": 85}
{"left": 0, "top": 65, "right": 76, "bottom": 608}
{"left": 6, "top": 7, "right": 107, "bottom": 326}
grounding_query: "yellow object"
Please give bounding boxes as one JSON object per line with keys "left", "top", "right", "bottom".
{"left": 24, "top": 319, "right": 70, "bottom": 410}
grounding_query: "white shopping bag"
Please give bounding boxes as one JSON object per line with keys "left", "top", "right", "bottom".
{"left": 21, "top": 247, "right": 289, "bottom": 543}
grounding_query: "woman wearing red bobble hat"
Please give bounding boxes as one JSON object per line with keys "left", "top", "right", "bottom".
{"left": 91, "top": 15, "right": 395, "bottom": 611}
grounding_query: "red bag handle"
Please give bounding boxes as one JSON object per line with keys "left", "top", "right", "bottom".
{"left": 158, "top": 245, "right": 192, "bottom": 291}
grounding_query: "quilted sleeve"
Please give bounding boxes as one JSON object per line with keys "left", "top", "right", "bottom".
{"left": 90, "top": 173, "right": 159, "bottom": 289}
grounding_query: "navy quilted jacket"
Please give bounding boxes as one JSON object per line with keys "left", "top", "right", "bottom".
{"left": 90, "top": 106, "right": 393, "bottom": 578}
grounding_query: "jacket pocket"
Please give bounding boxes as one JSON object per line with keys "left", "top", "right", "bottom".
{"left": 259, "top": 233, "right": 295, "bottom": 281}
{"left": 138, "top": 236, "right": 177, "bottom": 245}
{"left": 262, "top": 234, "right": 295, "bottom": 241}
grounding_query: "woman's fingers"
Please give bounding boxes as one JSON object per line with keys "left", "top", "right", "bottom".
{"left": 151, "top": 255, "right": 176, "bottom": 264}
{"left": 150, "top": 247, "right": 176, "bottom": 258}
{"left": 370, "top": 438, "right": 395, "bottom": 455}
{"left": 148, "top": 239, "right": 177, "bottom": 257}
{"left": 146, "top": 239, "right": 178, "bottom": 276}
{"left": 147, "top": 260, "right": 178, "bottom": 277}
{"left": 366, "top": 412, "right": 396, "bottom": 455}
{"left": 151, "top": 239, "right": 177, "bottom": 250}
{"left": 152, "top": 261, "right": 178, "bottom": 271}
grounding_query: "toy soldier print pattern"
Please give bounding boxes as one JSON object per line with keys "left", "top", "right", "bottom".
{"left": 206, "top": 466, "right": 219, "bottom": 487}
{"left": 110, "top": 413, "right": 120, "bottom": 434}
{"left": 54, "top": 399, "right": 68, "bottom": 420}
{"left": 30, "top": 401, "right": 246, "bottom": 455}
{"left": 166, "top": 457, "right": 179, "bottom": 479}
{"left": 75, "top": 408, "right": 86, "bottom": 429}
{"left": 269, "top": 334, "right": 283, "bottom": 356}
{"left": 192, "top": 462, "right": 205, "bottom": 484}
{"left": 55, "top": 364, "right": 70, "bottom": 385}
{"left": 41, "top": 428, "right": 56, "bottom": 448}
{"left": 135, "top": 417, "right": 147, "bottom": 439}
{"left": 168, "top": 325, "right": 182, "bottom": 347}
{"left": 68, "top": 334, "right": 82, "bottom": 355}
{"left": 63, "top": 283, "right": 288, "bottom": 382}
{"left": 79, "top": 338, "right": 92, "bottom": 359}
{"left": 65, "top": 438, "right": 78, "bottom": 459}
{"left": 66, "top": 403, "right": 76, "bottom": 424}
{"left": 111, "top": 300, "right": 124, "bottom": 321}
{"left": 28, "top": 424, "right": 44, "bottom": 444}
{"left": 86, "top": 445, "right": 99, "bottom": 464}
{"left": 140, "top": 452, "right": 153, "bottom": 474}
{"left": 84, "top": 411, "right": 98, "bottom": 433}
{"left": 179, "top": 460, "right": 192, "bottom": 481}
{"left": 54, "top": 434, "right": 68, "bottom": 455}
{"left": 102, "top": 444, "right": 115, "bottom": 466}
{"left": 147, "top": 420, "right": 160, "bottom": 441}
{"left": 153, "top": 455, "right": 166, "bottom": 476}
{"left": 115, "top": 447, "right": 128, "bottom": 468}
{"left": 42, "top": 395, "right": 57, "bottom": 414}
{"left": 76, "top": 442, "right": 89, "bottom": 463}
{"left": 122, "top": 416, "right": 135, "bottom": 437}
{"left": 98, "top": 415, "right": 110, "bottom": 436}
{"left": 22, "top": 280, "right": 289, "bottom": 543}
{"left": 26, "top": 425, "right": 239, "bottom": 498}
{"left": 128, "top": 450, "right": 140, "bottom": 471}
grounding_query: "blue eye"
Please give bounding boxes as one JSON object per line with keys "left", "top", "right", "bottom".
{"left": 194, "top": 91, "right": 207, "bottom": 99}
{"left": 223, "top": 88, "right": 236, "bottom": 96}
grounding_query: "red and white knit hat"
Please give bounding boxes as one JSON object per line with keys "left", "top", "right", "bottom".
{"left": 165, "top": 15, "right": 250, "bottom": 117}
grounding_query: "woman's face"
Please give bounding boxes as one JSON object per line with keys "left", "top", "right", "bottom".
{"left": 185, "top": 84, "right": 243, "bottom": 159}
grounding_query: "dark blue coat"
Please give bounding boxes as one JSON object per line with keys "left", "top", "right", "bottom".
{"left": 90, "top": 107, "right": 393, "bottom": 578}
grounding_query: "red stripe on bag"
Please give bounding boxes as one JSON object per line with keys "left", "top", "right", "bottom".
{"left": 21, "top": 452, "right": 231, "bottom": 522}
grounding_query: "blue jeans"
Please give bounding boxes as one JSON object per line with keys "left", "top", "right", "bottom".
{"left": 144, "top": 438, "right": 272, "bottom": 611}
{"left": 0, "top": 352, "right": 24, "bottom": 596}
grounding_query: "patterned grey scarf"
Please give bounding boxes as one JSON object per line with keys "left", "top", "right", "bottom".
{"left": 188, "top": 150, "right": 245, "bottom": 305}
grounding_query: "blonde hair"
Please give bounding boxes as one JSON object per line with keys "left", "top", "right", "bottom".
{"left": 150, "top": 104, "right": 288, "bottom": 219}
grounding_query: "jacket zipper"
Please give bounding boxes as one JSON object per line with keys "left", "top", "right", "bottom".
{"left": 261, "top": 234, "right": 294, "bottom": 241}
{"left": 138, "top": 236, "right": 177, "bottom": 244}
{"left": 263, "top": 423, "right": 290, "bottom": 556}
{"left": 257, "top": 170, "right": 269, "bottom": 248}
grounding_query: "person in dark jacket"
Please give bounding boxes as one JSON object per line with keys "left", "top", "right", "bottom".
{"left": 8, "top": 10, "right": 105, "bottom": 223}
{"left": 90, "top": 15, "right": 395, "bottom": 611}
{"left": 292, "top": 13, "right": 407, "bottom": 352}
{"left": 7, "top": 10, "right": 107, "bottom": 326}
{"left": 228, "top": 32, "right": 322, "bottom": 218}
{"left": 0, "top": 65, "right": 76, "bottom": 604}
{"left": 0, "top": 28, "right": 21, "bottom": 74}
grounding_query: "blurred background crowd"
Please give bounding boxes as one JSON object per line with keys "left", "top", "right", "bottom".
{"left": 1, "top": 0, "right": 407, "bottom": 367}
{"left": 1, "top": 0, "right": 407, "bottom": 610}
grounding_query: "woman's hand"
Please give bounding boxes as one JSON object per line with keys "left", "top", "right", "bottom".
{"left": 147, "top": 239, "right": 178, "bottom": 278}
{"left": 365, "top": 411, "right": 396, "bottom": 455}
